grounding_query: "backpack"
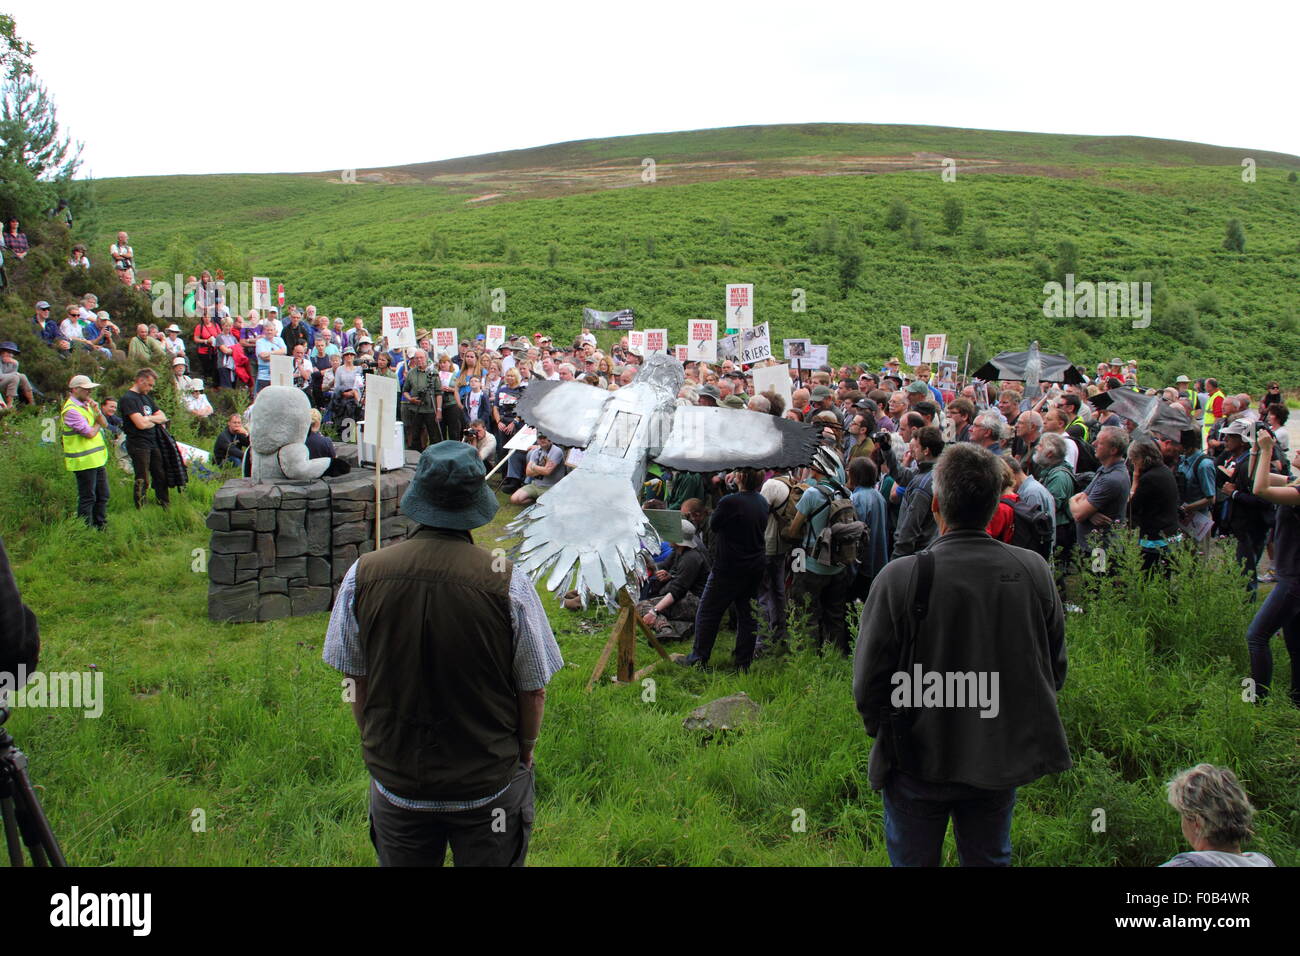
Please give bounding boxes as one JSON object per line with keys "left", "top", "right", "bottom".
{"left": 1001, "top": 494, "right": 1054, "bottom": 559}
{"left": 769, "top": 475, "right": 805, "bottom": 545}
{"left": 1071, "top": 435, "right": 1100, "bottom": 474}
{"left": 807, "top": 483, "right": 868, "bottom": 569}
{"left": 1072, "top": 470, "right": 1096, "bottom": 495}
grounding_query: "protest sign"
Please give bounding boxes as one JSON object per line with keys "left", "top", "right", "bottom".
{"left": 689, "top": 319, "right": 717, "bottom": 363}
{"left": 269, "top": 355, "right": 294, "bottom": 388}
{"left": 432, "top": 327, "right": 458, "bottom": 358}
{"left": 905, "top": 341, "right": 922, "bottom": 365}
{"left": 628, "top": 330, "right": 646, "bottom": 356}
{"left": 360, "top": 374, "right": 403, "bottom": 472}
{"left": 921, "top": 333, "right": 948, "bottom": 363}
{"left": 583, "top": 307, "right": 635, "bottom": 331}
{"left": 382, "top": 306, "right": 416, "bottom": 351}
{"left": 486, "top": 324, "right": 506, "bottom": 350}
{"left": 674, "top": 345, "right": 688, "bottom": 361}
{"left": 565, "top": 447, "right": 585, "bottom": 468}
{"left": 752, "top": 362, "right": 793, "bottom": 411}
{"left": 645, "top": 328, "right": 668, "bottom": 354}
{"left": 900, "top": 326, "right": 912, "bottom": 353}
{"left": 505, "top": 425, "right": 538, "bottom": 451}
{"left": 644, "top": 507, "right": 685, "bottom": 544}
{"left": 252, "top": 277, "right": 272, "bottom": 311}
{"left": 718, "top": 322, "right": 772, "bottom": 365}
{"left": 804, "top": 344, "right": 829, "bottom": 368}
{"left": 725, "top": 283, "right": 754, "bottom": 329}
{"left": 783, "top": 338, "right": 810, "bottom": 361}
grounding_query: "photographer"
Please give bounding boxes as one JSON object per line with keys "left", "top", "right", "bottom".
{"left": 1245, "top": 430, "right": 1300, "bottom": 707}
{"left": 1216, "top": 420, "right": 1274, "bottom": 593}
{"left": 400, "top": 349, "right": 439, "bottom": 452}
{"left": 0, "top": 535, "right": 39, "bottom": 684}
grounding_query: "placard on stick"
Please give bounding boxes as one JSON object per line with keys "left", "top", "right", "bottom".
{"left": 644, "top": 507, "right": 684, "bottom": 544}
{"left": 921, "top": 334, "right": 948, "bottom": 364}
{"left": 269, "top": 354, "right": 294, "bottom": 388}
{"left": 486, "top": 324, "right": 506, "bottom": 350}
{"left": 689, "top": 319, "right": 717, "bottom": 363}
{"left": 382, "top": 307, "right": 416, "bottom": 351}
{"left": 752, "top": 362, "right": 793, "bottom": 411}
{"left": 628, "top": 330, "right": 646, "bottom": 356}
{"left": 363, "top": 374, "right": 398, "bottom": 445}
{"left": 432, "top": 327, "right": 458, "bottom": 358}
{"left": 645, "top": 329, "right": 668, "bottom": 354}
{"left": 505, "top": 425, "right": 538, "bottom": 451}
{"left": 251, "top": 277, "right": 272, "bottom": 311}
{"left": 725, "top": 283, "right": 754, "bottom": 329}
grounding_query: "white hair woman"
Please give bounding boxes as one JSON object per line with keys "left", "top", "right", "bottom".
{"left": 1161, "top": 764, "right": 1274, "bottom": 867}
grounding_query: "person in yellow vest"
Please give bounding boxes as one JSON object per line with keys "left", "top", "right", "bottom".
{"left": 61, "top": 374, "right": 110, "bottom": 529}
{"left": 1202, "top": 377, "right": 1226, "bottom": 448}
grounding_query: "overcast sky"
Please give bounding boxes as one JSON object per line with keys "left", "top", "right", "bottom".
{"left": 12, "top": 0, "right": 1297, "bottom": 179}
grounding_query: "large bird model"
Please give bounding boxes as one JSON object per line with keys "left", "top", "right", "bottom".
{"left": 504, "top": 353, "right": 818, "bottom": 607}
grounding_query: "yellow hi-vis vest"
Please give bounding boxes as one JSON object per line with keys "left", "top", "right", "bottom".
{"left": 1202, "top": 389, "right": 1225, "bottom": 442}
{"left": 60, "top": 398, "right": 108, "bottom": 471}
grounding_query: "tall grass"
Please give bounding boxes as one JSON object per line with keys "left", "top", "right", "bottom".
{"left": 0, "top": 413, "right": 1295, "bottom": 865}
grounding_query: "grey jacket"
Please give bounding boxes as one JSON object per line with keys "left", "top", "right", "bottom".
{"left": 853, "top": 529, "right": 1071, "bottom": 791}
{"left": 892, "top": 461, "right": 937, "bottom": 558}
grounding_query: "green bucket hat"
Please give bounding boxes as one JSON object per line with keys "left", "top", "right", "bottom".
{"left": 400, "top": 441, "right": 499, "bottom": 531}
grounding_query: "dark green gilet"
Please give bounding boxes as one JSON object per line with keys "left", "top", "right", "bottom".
{"left": 354, "top": 527, "right": 518, "bottom": 801}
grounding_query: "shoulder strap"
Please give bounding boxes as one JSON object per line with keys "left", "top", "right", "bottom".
{"left": 897, "top": 550, "right": 934, "bottom": 684}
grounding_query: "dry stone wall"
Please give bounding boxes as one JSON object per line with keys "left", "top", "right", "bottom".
{"left": 206, "top": 445, "right": 420, "bottom": 622}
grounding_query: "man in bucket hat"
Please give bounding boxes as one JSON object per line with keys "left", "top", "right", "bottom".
{"left": 323, "top": 441, "right": 562, "bottom": 866}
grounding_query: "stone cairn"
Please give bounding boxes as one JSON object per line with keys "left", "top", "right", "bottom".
{"left": 205, "top": 445, "right": 420, "bottom": 622}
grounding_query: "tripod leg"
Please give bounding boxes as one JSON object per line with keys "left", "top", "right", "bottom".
{"left": 1, "top": 794, "right": 24, "bottom": 866}
{"left": 11, "top": 767, "right": 66, "bottom": 866}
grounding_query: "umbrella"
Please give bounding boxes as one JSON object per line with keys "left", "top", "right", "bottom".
{"left": 973, "top": 341, "right": 1086, "bottom": 401}
{"left": 1091, "top": 387, "right": 1192, "bottom": 442}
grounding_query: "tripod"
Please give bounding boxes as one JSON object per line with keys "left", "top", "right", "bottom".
{"left": 0, "top": 707, "right": 66, "bottom": 866}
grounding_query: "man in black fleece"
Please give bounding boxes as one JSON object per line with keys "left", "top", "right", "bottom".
{"left": 0, "top": 536, "right": 39, "bottom": 685}
{"left": 853, "top": 442, "right": 1070, "bottom": 866}
{"left": 678, "top": 468, "right": 769, "bottom": 671}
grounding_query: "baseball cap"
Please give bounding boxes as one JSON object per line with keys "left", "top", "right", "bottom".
{"left": 679, "top": 520, "right": 699, "bottom": 549}
{"left": 905, "top": 380, "right": 930, "bottom": 395}
{"left": 68, "top": 374, "right": 100, "bottom": 389}
{"left": 36, "top": 300, "right": 50, "bottom": 310}
{"left": 810, "top": 385, "right": 833, "bottom": 400}
{"left": 173, "top": 356, "right": 187, "bottom": 366}
{"left": 813, "top": 410, "right": 842, "bottom": 427}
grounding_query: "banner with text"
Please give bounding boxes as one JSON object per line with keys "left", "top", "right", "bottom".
{"left": 718, "top": 322, "right": 772, "bottom": 365}
{"left": 583, "top": 307, "right": 635, "bottom": 331}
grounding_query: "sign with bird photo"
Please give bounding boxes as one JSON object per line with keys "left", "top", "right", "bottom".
{"left": 583, "top": 307, "right": 635, "bottom": 331}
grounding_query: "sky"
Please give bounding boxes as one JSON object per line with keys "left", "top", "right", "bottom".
{"left": 11, "top": 0, "right": 1299, "bottom": 179}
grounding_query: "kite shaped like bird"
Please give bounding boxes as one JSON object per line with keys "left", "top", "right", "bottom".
{"left": 505, "top": 353, "right": 818, "bottom": 606}
{"left": 1090, "top": 386, "right": 1192, "bottom": 443}
{"left": 973, "top": 341, "right": 1085, "bottom": 402}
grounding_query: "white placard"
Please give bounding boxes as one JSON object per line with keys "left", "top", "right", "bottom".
{"left": 432, "top": 327, "right": 458, "bottom": 358}
{"left": 804, "top": 344, "right": 829, "bottom": 368}
{"left": 752, "top": 362, "right": 793, "bottom": 412}
{"left": 674, "top": 345, "right": 688, "bottom": 361}
{"left": 645, "top": 329, "right": 668, "bottom": 354}
{"left": 628, "top": 330, "right": 646, "bottom": 356}
{"left": 565, "top": 446, "right": 584, "bottom": 467}
{"left": 783, "top": 338, "right": 810, "bottom": 361}
{"left": 905, "top": 342, "right": 922, "bottom": 366}
{"left": 486, "top": 324, "right": 506, "bottom": 350}
{"left": 725, "top": 283, "right": 754, "bottom": 329}
{"left": 382, "top": 307, "right": 416, "bottom": 351}
{"left": 363, "top": 373, "right": 399, "bottom": 447}
{"left": 251, "top": 277, "right": 272, "bottom": 311}
{"left": 505, "top": 425, "right": 538, "bottom": 451}
{"left": 718, "top": 322, "right": 771, "bottom": 365}
{"left": 269, "top": 355, "right": 294, "bottom": 388}
{"left": 900, "top": 326, "right": 912, "bottom": 352}
{"left": 689, "top": 319, "right": 717, "bottom": 363}
{"left": 921, "top": 333, "right": 947, "bottom": 364}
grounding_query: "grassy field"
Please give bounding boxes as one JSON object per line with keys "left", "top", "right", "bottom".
{"left": 1, "top": 406, "right": 1296, "bottom": 867}
{"left": 87, "top": 124, "right": 1300, "bottom": 391}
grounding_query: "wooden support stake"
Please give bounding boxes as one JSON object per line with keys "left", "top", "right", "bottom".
{"left": 373, "top": 399, "right": 383, "bottom": 550}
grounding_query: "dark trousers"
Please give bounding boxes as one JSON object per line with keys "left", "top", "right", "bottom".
{"left": 882, "top": 771, "right": 1017, "bottom": 867}
{"left": 401, "top": 406, "right": 440, "bottom": 451}
{"left": 790, "top": 568, "right": 851, "bottom": 655}
{"left": 1234, "top": 527, "right": 1270, "bottom": 594}
{"left": 217, "top": 366, "right": 236, "bottom": 390}
{"left": 73, "top": 466, "right": 109, "bottom": 528}
{"left": 756, "top": 552, "right": 789, "bottom": 650}
{"left": 687, "top": 568, "right": 761, "bottom": 668}
{"left": 1246, "top": 576, "right": 1300, "bottom": 706}
{"left": 440, "top": 400, "right": 463, "bottom": 443}
{"left": 368, "top": 763, "right": 534, "bottom": 867}
{"left": 127, "top": 441, "right": 169, "bottom": 506}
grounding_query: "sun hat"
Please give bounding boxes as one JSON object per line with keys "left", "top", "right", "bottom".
{"left": 400, "top": 441, "right": 499, "bottom": 531}
{"left": 1219, "top": 420, "right": 1254, "bottom": 440}
{"left": 172, "top": 356, "right": 187, "bottom": 366}
{"left": 166, "top": 324, "right": 181, "bottom": 333}
{"left": 722, "top": 394, "right": 747, "bottom": 409}
{"left": 1174, "top": 374, "right": 1191, "bottom": 384}
{"left": 696, "top": 384, "right": 722, "bottom": 402}
{"left": 0, "top": 341, "right": 19, "bottom": 354}
{"left": 342, "top": 346, "right": 356, "bottom": 355}
{"left": 68, "top": 374, "right": 100, "bottom": 389}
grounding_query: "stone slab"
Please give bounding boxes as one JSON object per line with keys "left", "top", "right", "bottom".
{"left": 210, "top": 530, "right": 255, "bottom": 554}
{"left": 209, "top": 581, "right": 259, "bottom": 622}
{"left": 291, "top": 586, "right": 333, "bottom": 616}
{"left": 258, "top": 593, "right": 292, "bottom": 621}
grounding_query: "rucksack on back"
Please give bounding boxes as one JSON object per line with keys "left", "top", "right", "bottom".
{"left": 1002, "top": 494, "right": 1054, "bottom": 559}
{"left": 770, "top": 476, "right": 805, "bottom": 547}
{"left": 808, "top": 484, "right": 867, "bottom": 569}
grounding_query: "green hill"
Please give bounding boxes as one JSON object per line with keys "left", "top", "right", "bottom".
{"left": 89, "top": 123, "right": 1300, "bottom": 388}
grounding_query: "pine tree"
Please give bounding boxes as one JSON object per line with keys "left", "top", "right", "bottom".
{"left": 884, "top": 199, "right": 908, "bottom": 231}
{"left": 942, "top": 198, "right": 964, "bottom": 235}
{"left": 1223, "top": 219, "right": 1245, "bottom": 253}
{"left": 0, "top": 73, "right": 83, "bottom": 222}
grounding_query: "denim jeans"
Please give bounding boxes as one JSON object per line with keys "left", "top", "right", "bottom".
{"left": 882, "top": 771, "right": 1016, "bottom": 867}
{"left": 686, "top": 568, "right": 761, "bottom": 668}
{"left": 756, "top": 552, "right": 788, "bottom": 651}
{"left": 1246, "top": 576, "right": 1300, "bottom": 705}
